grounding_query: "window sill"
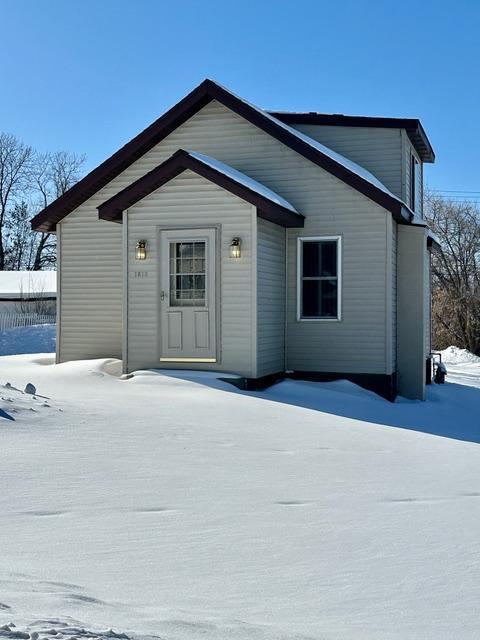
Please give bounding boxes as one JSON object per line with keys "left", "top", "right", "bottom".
{"left": 296, "top": 317, "right": 341, "bottom": 323}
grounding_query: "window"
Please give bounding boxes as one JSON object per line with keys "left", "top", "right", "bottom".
{"left": 169, "top": 241, "right": 206, "bottom": 306}
{"left": 410, "top": 154, "right": 420, "bottom": 211}
{"left": 297, "top": 236, "right": 341, "bottom": 320}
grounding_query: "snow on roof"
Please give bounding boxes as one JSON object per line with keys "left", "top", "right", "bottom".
{"left": 213, "top": 81, "right": 406, "bottom": 208}
{"left": 187, "top": 150, "right": 299, "bottom": 213}
{"left": 0, "top": 271, "right": 56, "bottom": 296}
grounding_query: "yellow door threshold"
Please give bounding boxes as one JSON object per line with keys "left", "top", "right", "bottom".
{"left": 159, "top": 357, "right": 217, "bottom": 363}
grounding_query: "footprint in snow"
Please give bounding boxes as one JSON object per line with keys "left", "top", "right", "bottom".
{"left": 386, "top": 497, "right": 448, "bottom": 504}
{"left": 64, "top": 593, "right": 105, "bottom": 605}
{"left": 24, "top": 510, "right": 66, "bottom": 517}
{"left": 134, "top": 506, "right": 174, "bottom": 513}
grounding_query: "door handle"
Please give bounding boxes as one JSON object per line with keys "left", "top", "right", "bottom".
{"left": 160, "top": 291, "right": 166, "bottom": 301}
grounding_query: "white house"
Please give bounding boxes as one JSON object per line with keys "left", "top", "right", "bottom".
{"left": 31, "top": 80, "right": 437, "bottom": 400}
{"left": 0, "top": 270, "right": 56, "bottom": 313}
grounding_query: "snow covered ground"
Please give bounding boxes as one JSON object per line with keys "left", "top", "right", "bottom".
{"left": 0, "top": 324, "right": 55, "bottom": 356}
{"left": 1, "top": 347, "right": 480, "bottom": 639}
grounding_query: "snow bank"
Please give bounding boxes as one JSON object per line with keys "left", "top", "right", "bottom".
{"left": 440, "top": 345, "right": 480, "bottom": 365}
{"left": 0, "top": 355, "right": 479, "bottom": 639}
{"left": 0, "top": 324, "right": 55, "bottom": 356}
{"left": 0, "top": 271, "right": 56, "bottom": 295}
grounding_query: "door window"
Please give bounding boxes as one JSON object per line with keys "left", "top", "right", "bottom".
{"left": 169, "top": 241, "right": 206, "bottom": 306}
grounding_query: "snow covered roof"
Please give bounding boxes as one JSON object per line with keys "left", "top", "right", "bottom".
{"left": 212, "top": 81, "right": 406, "bottom": 209}
{"left": 267, "top": 111, "right": 435, "bottom": 163}
{"left": 32, "top": 79, "right": 417, "bottom": 233}
{"left": 98, "top": 149, "right": 304, "bottom": 228}
{"left": 0, "top": 271, "right": 56, "bottom": 297}
{"left": 187, "top": 151, "right": 298, "bottom": 214}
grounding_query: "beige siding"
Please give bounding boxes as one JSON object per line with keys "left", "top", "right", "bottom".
{"left": 57, "top": 211, "right": 122, "bottom": 362}
{"left": 397, "top": 225, "right": 428, "bottom": 399}
{"left": 257, "top": 219, "right": 286, "bottom": 377}
{"left": 287, "top": 207, "right": 389, "bottom": 375}
{"left": 291, "top": 124, "right": 403, "bottom": 199}
{"left": 391, "top": 221, "right": 398, "bottom": 371}
{"left": 402, "top": 131, "right": 423, "bottom": 217}
{"left": 425, "top": 249, "right": 431, "bottom": 356}
{"left": 126, "top": 171, "right": 256, "bottom": 377}
{"left": 59, "top": 99, "right": 395, "bottom": 375}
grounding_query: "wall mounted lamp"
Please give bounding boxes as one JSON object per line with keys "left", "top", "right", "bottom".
{"left": 135, "top": 240, "right": 147, "bottom": 260}
{"left": 230, "top": 237, "right": 241, "bottom": 259}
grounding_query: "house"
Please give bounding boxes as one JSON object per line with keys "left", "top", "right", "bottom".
{"left": 31, "top": 79, "right": 437, "bottom": 400}
{"left": 0, "top": 271, "right": 56, "bottom": 314}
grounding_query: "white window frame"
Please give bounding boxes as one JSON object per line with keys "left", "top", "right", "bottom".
{"left": 296, "top": 235, "right": 342, "bottom": 322}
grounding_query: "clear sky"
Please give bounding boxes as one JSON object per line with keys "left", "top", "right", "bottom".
{"left": 1, "top": 0, "right": 479, "bottom": 197}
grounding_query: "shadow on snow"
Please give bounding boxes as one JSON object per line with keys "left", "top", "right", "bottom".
{"left": 148, "top": 369, "right": 480, "bottom": 445}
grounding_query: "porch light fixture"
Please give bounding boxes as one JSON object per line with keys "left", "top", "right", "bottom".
{"left": 135, "top": 240, "right": 147, "bottom": 260}
{"left": 230, "top": 237, "right": 241, "bottom": 259}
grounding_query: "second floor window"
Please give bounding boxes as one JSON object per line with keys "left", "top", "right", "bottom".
{"left": 410, "top": 154, "right": 420, "bottom": 212}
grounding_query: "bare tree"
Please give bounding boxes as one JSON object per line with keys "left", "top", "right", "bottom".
{"left": 15, "top": 279, "right": 55, "bottom": 316}
{"left": 30, "top": 150, "right": 85, "bottom": 270}
{"left": 4, "top": 201, "right": 37, "bottom": 269}
{"left": 425, "top": 192, "right": 480, "bottom": 355}
{"left": 0, "top": 133, "right": 34, "bottom": 269}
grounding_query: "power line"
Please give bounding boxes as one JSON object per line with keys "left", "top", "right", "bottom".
{"left": 430, "top": 189, "right": 480, "bottom": 194}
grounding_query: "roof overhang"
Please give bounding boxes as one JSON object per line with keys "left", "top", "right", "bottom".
{"left": 31, "top": 79, "right": 411, "bottom": 233}
{"left": 427, "top": 230, "right": 442, "bottom": 252}
{"left": 98, "top": 149, "right": 305, "bottom": 228}
{"left": 268, "top": 112, "right": 435, "bottom": 163}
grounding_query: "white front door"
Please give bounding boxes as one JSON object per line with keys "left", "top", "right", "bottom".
{"left": 159, "top": 228, "right": 217, "bottom": 362}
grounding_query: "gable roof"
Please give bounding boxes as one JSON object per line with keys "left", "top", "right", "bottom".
{"left": 31, "top": 79, "right": 412, "bottom": 233}
{"left": 268, "top": 112, "right": 435, "bottom": 163}
{"left": 98, "top": 149, "right": 304, "bottom": 228}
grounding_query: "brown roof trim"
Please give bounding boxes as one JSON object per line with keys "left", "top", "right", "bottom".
{"left": 98, "top": 149, "right": 305, "bottom": 228}
{"left": 32, "top": 79, "right": 409, "bottom": 232}
{"left": 269, "top": 111, "right": 435, "bottom": 164}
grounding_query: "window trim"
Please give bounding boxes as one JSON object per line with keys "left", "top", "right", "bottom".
{"left": 410, "top": 153, "right": 418, "bottom": 211}
{"left": 296, "top": 235, "right": 342, "bottom": 322}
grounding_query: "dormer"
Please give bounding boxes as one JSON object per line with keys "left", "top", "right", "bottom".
{"left": 268, "top": 111, "right": 435, "bottom": 217}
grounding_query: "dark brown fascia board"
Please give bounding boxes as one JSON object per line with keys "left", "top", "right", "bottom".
{"left": 98, "top": 149, "right": 305, "bottom": 228}
{"left": 31, "top": 83, "right": 213, "bottom": 233}
{"left": 269, "top": 112, "right": 435, "bottom": 164}
{"left": 31, "top": 79, "right": 408, "bottom": 232}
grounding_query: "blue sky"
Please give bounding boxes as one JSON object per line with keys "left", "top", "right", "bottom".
{"left": 1, "top": 0, "right": 479, "bottom": 195}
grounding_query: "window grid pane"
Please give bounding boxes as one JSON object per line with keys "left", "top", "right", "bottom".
{"left": 300, "top": 240, "right": 339, "bottom": 319}
{"left": 169, "top": 241, "right": 206, "bottom": 307}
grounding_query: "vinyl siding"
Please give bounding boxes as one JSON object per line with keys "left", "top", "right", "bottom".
{"left": 425, "top": 248, "right": 431, "bottom": 356}
{"left": 126, "top": 170, "right": 256, "bottom": 377}
{"left": 256, "top": 219, "right": 285, "bottom": 377}
{"left": 290, "top": 124, "right": 403, "bottom": 199}
{"left": 402, "top": 131, "right": 423, "bottom": 217}
{"left": 57, "top": 211, "right": 122, "bottom": 362}
{"left": 59, "top": 99, "right": 394, "bottom": 375}
{"left": 287, "top": 208, "right": 388, "bottom": 375}
{"left": 396, "top": 225, "right": 427, "bottom": 399}
{"left": 391, "top": 220, "right": 398, "bottom": 371}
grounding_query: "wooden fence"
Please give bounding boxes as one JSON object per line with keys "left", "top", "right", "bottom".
{"left": 0, "top": 313, "right": 56, "bottom": 331}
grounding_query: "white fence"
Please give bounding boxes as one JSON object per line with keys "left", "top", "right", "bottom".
{"left": 0, "top": 313, "right": 56, "bottom": 331}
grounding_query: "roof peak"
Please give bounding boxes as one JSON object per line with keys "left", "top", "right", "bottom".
{"left": 31, "top": 78, "right": 414, "bottom": 232}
